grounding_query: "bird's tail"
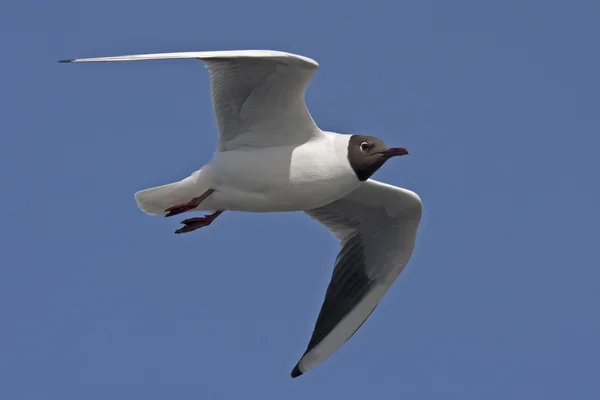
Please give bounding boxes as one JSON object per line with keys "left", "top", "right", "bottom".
{"left": 134, "top": 175, "right": 201, "bottom": 215}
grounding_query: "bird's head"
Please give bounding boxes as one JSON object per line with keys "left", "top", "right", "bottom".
{"left": 347, "top": 135, "right": 409, "bottom": 181}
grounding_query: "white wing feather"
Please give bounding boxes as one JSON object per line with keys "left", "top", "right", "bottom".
{"left": 293, "top": 180, "right": 423, "bottom": 377}
{"left": 60, "top": 50, "right": 322, "bottom": 151}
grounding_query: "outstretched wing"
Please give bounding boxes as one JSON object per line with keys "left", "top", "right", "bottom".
{"left": 60, "top": 50, "right": 322, "bottom": 151}
{"left": 293, "top": 180, "right": 423, "bottom": 377}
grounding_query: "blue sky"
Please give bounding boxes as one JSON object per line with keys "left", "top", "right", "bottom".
{"left": 2, "top": 0, "right": 599, "bottom": 398}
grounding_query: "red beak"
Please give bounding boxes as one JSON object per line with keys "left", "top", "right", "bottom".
{"left": 380, "top": 147, "right": 409, "bottom": 158}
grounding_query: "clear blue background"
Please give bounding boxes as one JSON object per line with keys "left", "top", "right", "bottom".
{"left": 2, "top": 0, "right": 599, "bottom": 398}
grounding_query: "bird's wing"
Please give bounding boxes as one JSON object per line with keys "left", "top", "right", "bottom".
{"left": 293, "top": 180, "right": 423, "bottom": 377}
{"left": 60, "top": 50, "right": 322, "bottom": 151}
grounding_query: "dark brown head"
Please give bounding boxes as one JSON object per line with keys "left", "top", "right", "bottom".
{"left": 347, "top": 135, "right": 409, "bottom": 181}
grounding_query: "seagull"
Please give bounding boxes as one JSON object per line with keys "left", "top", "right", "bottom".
{"left": 60, "top": 50, "right": 423, "bottom": 378}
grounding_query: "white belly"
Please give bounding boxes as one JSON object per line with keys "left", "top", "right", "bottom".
{"left": 202, "top": 135, "right": 360, "bottom": 212}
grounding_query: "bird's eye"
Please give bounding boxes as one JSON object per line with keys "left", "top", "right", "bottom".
{"left": 360, "top": 142, "right": 369, "bottom": 152}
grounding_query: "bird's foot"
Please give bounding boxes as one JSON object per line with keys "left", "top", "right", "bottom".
{"left": 164, "top": 189, "right": 215, "bottom": 217}
{"left": 175, "top": 211, "right": 223, "bottom": 234}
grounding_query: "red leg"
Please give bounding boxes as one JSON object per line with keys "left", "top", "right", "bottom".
{"left": 164, "top": 189, "right": 215, "bottom": 217}
{"left": 175, "top": 211, "right": 223, "bottom": 234}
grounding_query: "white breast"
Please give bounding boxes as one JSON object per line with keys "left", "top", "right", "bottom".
{"left": 205, "top": 132, "right": 361, "bottom": 212}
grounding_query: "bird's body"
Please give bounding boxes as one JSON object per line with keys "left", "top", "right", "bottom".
{"left": 61, "top": 49, "right": 423, "bottom": 378}
{"left": 136, "top": 131, "right": 361, "bottom": 214}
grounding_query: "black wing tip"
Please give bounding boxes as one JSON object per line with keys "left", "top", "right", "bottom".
{"left": 290, "top": 364, "right": 303, "bottom": 378}
{"left": 58, "top": 59, "right": 74, "bottom": 63}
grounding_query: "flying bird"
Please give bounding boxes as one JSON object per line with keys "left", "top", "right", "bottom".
{"left": 60, "top": 50, "right": 423, "bottom": 378}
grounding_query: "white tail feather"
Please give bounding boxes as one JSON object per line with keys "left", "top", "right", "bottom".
{"left": 134, "top": 175, "right": 200, "bottom": 215}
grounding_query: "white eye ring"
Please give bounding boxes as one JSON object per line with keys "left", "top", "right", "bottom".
{"left": 360, "top": 142, "right": 369, "bottom": 152}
